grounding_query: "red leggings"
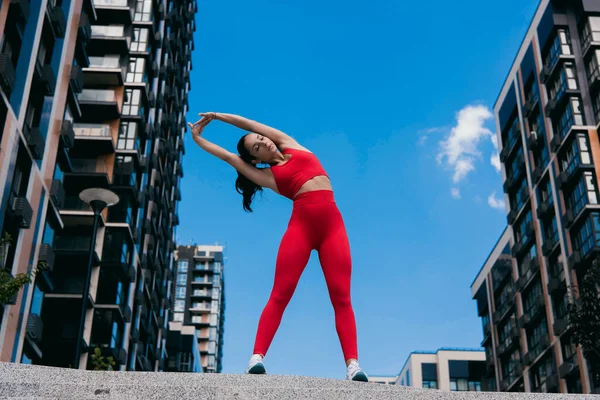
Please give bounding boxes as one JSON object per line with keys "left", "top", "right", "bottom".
{"left": 253, "top": 190, "right": 358, "bottom": 361}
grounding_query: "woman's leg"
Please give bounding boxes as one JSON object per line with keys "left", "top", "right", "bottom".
{"left": 252, "top": 214, "right": 313, "bottom": 357}
{"left": 317, "top": 210, "right": 358, "bottom": 362}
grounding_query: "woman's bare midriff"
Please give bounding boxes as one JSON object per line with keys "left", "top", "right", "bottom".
{"left": 293, "top": 175, "right": 333, "bottom": 198}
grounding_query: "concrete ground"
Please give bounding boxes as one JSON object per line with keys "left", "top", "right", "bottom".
{"left": 0, "top": 362, "right": 596, "bottom": 399}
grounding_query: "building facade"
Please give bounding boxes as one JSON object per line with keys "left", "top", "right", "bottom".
{"left": 471, "top": 0, "right": 600, "bottom": 394}
{"left": 0, "top": 0, "right": 195, "bottom": 371}
{"left": 395, "top": 349, "right": 486, "bottom": 392}
{"left": 165, "top": 321, "right": 202, "bottom": 373}
{"left": 174, "top": 244, "right": 225, "bottom": 373}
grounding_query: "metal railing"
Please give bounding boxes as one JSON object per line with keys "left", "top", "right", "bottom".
{"left": 78, "top": 89, "right": 117, "bottom": 103}
{"left": 74, "top": 123, "right": 111, "bottom": 137}
{"left": 91, "top": 25, "right": 125, "bottom": 38}
{"left": 88, "top": 55, "right": 121, "bottom": 69}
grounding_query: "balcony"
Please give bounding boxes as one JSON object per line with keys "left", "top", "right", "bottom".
{"left": 541, "top": 233, "right": 559, "bottom": 257}
{"left": 536, "top": 198, "right": 554, "bottom": 219}
{"left": 101, "top": 254, "right": 135, "bottom": 284}
{"left": 26, "top": 314, "right": 44, "bottom": 353}
{"left": 38, "top": 243, "right": 56, "bottom": 272}
{"left": 64, "top": 159, "right": 110, "bottom": 190}
{"left": 33, "top": 62, "right": 56, "bottom": 96}
{"left": 556, "top": 160, "right": 594, "bottom": 191}
{"left": 53, "top": 236, "right": 99, "bottom": 263}
{"left": 520, "top": 297, "right": 546, "bottom": 328}
{"left": 60, "top": 120, "right": 75, "bottom": 151}
{"left": 503, "top": 161, "right": 525, "bottom": 194}
{"left": 89, "top": 25, "right": 131, "bottom": 54}
{"left": 500, "top": 125, "right": 522, "bottom": 162}
{"left": 545, "top": 78, "right": 578, "bottom": 119}
{"left": 547, "top": 269, "right": 566, "bottom": 294}
{"left": 523, "top": 92, "right": 540, "bottom": 118}
{"left": 523, "top": 334, "right": 550, "bottom": 365}
{"left": 46, "top": 0, "right": 66, "bottom": 39}
{"left": 8, "top": 195, "right": 33, "bottom": 229}
{"left": 23, "top": 124, "right": 45, "bottom": 160}
{"left": 516, "top": 257, "right": 540, "bottom": 292}
{"left": 0, "top": 53, "right": 16, "bottom": 94}
{"left": 559, "top": 355, "right": 579, "bottom": 378}
{"left": 500, "top": 364, "right": 523, "bottom": 391}
{"left": 95, "top": 291, "right": 132, "bottom": 324}
{"left": 540, "top": 36, "right": 574, "bottom": 84}
{"left": 93, "top": 0, "right": 134, "bottom": 24}
{"left": 71, "top": 123, "right": 115, "bottom": 157}
{"left": 87, "top": 345, "right": 127, "bottom": 366}
{"left": 84, "top": 55, "right": 125, "bottom": 86}
{"left": 553, "top": 313, "right": 571, "bottom": 337}
{"left": 511, "top": 224, "right": 534, "bottom": 258}
{"left": 77, "top": 89, "right": 120, "bottom": 121}
{"left": 493, "top": 293, "right": 515, "bottom": 324}
{"left": 496, "top": 319, "right": 520, "bottom": 356}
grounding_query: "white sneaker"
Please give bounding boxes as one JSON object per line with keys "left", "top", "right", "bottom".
{"left": 346, "top": 360, "right": 368, "bottom": 382}
{"left": 245, "top": 354, "right": 266, "bottom": 375}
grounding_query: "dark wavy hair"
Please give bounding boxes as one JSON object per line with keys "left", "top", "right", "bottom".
{"left": 235, "top": 134, "right": 263, "bottom": 212}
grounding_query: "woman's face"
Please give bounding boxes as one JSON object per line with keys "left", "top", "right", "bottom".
{"left": 245, "top": 133, "right": 278, "bottom": 162}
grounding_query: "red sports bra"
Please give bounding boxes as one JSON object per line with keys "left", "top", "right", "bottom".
{"left": 270, "top": 148, "right": 329, "bottom": 199}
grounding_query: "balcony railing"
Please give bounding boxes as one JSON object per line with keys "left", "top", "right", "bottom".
{"left": 70, "top": 159, "right": 108, "bottom": 174}
{"left": 88, "top": 55, "right": 121, "bottom": 69}
{"left": 94, "top": 0, "right": 128, "bottom": 6}
{"left": 78, "top": 89, "right": 117, "bottom": 103}
{"left": 91, "top": 25, "right": 125, "bottom": 38}
{"left": 74, "top": 123, "right": 111, "bottom": 137}
{"left": 524, "top": 334, "right": 550, "bottom": 364}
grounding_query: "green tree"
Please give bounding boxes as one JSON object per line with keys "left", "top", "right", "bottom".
{"left": 568, "top": 261, "right": 600, "bottom": 388}
{"left": 0, "top": 233, "right": 49, "bottom": 305}
{"left": 90, "top": 347, "right": 116, "bottom": 371}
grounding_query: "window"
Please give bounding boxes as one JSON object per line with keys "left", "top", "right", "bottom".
{"left": 123, "top": 89, "right": 142, "bottom": 116}
{"left": 450, "top": 379, "right": 481, "bottom": 391}
{"left": 567, "top": 171, "right": 598, "bottom": 217}
{"left": 516, "top": 211, "right": 533, "bottom": 243}
{"left": 134, "top": 0, "right": 152, "bottom": 22}
{"left": 555, "top": 99, "right": 584, "bottom": 140}
{"left": 542, "top": 216, "right": 558, "bottom": 246}
{"left": 529, "top": 353, "right": 555, "bottom": 391}
{"left": 561, "top": 133, "right": 591, "bottom": 176}
{"left": 511, "top": 177, "right": 529, "bottom": 212}
{"left": 549, "top": 62, "right": 578, "bottom": 103}
{"left": 523, "top": 283, "right": 543, "bottom": 316}
{"left": 539, "top": 178, "right": 554, "bottom": 207}
{"left": 580, "top": 16, "right": 600, "bottom": 52}
{"left": 503, "top": 117, "right": 520, "bottom": 150}
{"left": 174, "top": 300, "right": 185, "bottom": 312}
{"left": 527, "top": 318, "right": 548, "bottom": 353}
{"left": 126, "top": 57, "right": 146, "bottom": 83}
{"left": 191, "top": 316, "right": 202, "bottom": 323}
{"left": 573, "top": 212, "right": 600, "bottom": 257}
{"left": 117, "top": 121, "right": 138, "bottom": 150}
{"left": 178, "top": 260, "right": 189, "bottom": 273}
{"left": 176, "top": 286, "right": 186, "bottom": 299}
{"left": 177, "top": 272, "right": 187, "bottom": 285}
{"left": 173, "top": 312, "right": 183, "bottom": 322}
{"left": 131, "top": 28, "right": 149, "bottom": 52}
{"left": 422, "top": 381, "right": 437, "bottom": 389}
{"left": 544, "top": 29, "right": 572, "bottom": 72}
{"left": 587, "top": 50, "right": 600, "bottom": 87}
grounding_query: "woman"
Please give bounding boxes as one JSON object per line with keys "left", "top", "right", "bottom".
{"left": 188, "top": 112, "right": 368, "bottom": 382}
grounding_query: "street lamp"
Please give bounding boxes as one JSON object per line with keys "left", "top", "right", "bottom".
{"left": 74, "top": 188, "right": 119, "bottom": 369}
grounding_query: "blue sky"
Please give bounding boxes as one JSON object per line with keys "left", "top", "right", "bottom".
{"left": 179, "top": 0, "right": 540, "bottom": 379}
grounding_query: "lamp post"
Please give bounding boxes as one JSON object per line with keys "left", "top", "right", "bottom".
{"left": 74, "top": 188, "right": 119, "bottom": 369}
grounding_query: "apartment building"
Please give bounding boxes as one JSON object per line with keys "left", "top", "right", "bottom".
{"left": 174, "top": 244, "right": 225, "bottom": 373}
{"left": 0, "top": 0, "right": 195, "bottom": 371}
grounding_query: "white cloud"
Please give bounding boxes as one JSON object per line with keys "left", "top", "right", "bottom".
{"left": 488, "top": 191, "right": 505, "bottom": 210}
{"left": 436, "top": 105, "right": 494, "bottom": 183}
{"left": 451, "top": 188, "right": 461, "bottom": 199}
{"left": 417, "top": 127, "right": 445, "bottom": 146}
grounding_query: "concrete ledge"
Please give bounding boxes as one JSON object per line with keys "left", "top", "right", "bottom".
{"left": 0, "top": 363, "right": 594, "bottom": 399}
